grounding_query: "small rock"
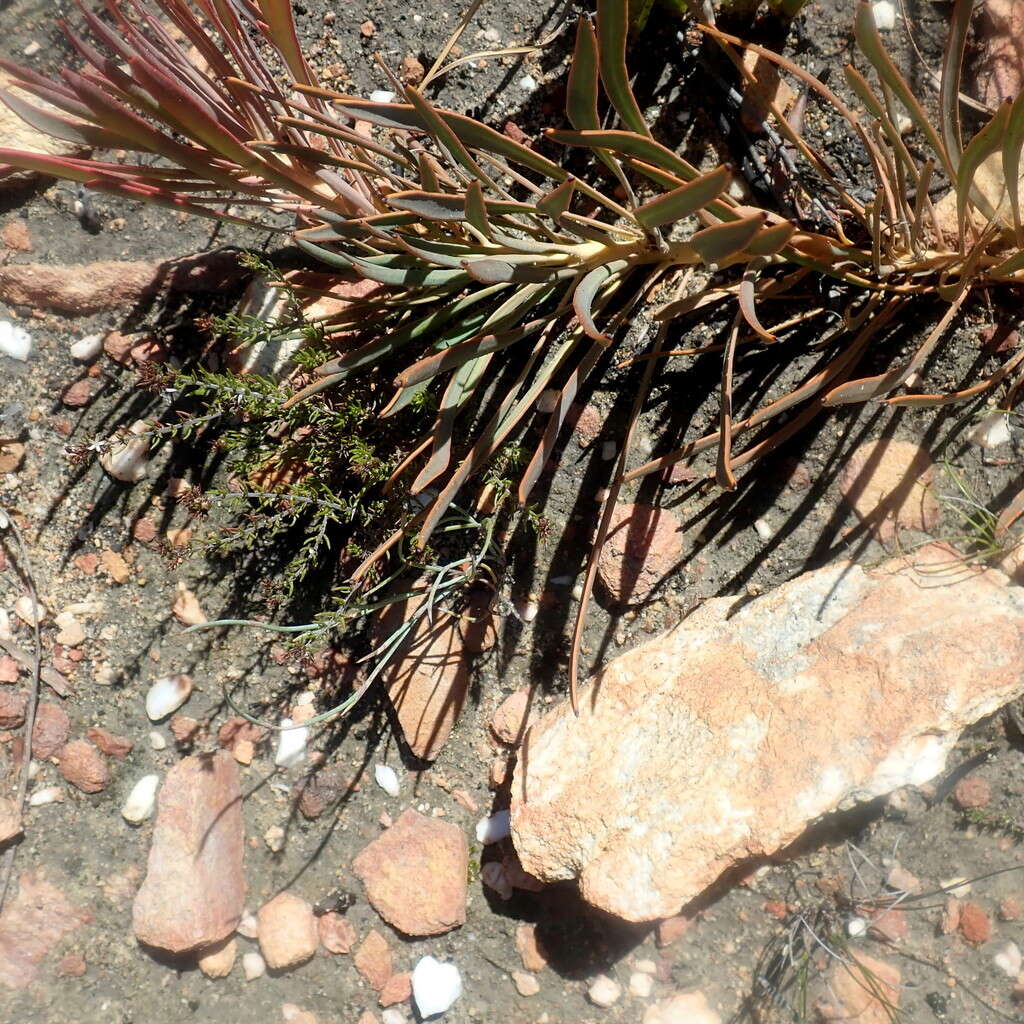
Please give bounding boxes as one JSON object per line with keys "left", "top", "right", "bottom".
{"left": 69, "top": 334, "right": 103, "bottom": 361}
{"left": 59, "top": 739, "right": 109, "bottom": 793}
{"left": 587, "top": 974, "right": 622, "bottom": 1007}
{"left": 374, "top": 764, "right": 400, "bottom": 797}
{"left": 0, "top": 441, "right": 25, "bottom": 474}
{"left": 281, "top": 1005, "right": 317, "bottom": 1024}
{"left": 968, "top": 410, "right": 1012, "bottom": 448}
{"left": 412, "top": 955, "right": 461, "bottom": 1018}
{"left": 53, "top": 613, "right": 84, "bottom": 646}
{"left": 490, "top": 689, "right": 538, "bottom": 745}
{"left": 27, "top": 786, "right": 63, "bottom": 807}
{"left": 0, "top": 655, "right": 18, "bottom": 682}
{"left": 60, "top": 379, "right": 96, "bottom": 409}
{"left": 318, "top": 911, "right": 357, "bottom": 954}
{"left": 952, "top": 775, "right": 991, "bottom": 809}
{"left": 885, "top": 864, "right": 920, "bottom": 892}
{"left": 872, "top": 0, "right": 896, "bottom": 30}
{"left": 379, "top": 971, "right": 412, "bottom": 1007}
{"left": 360, "top": 19, "right": 376, "bottom": 36}
{"left": 274, "top": 719, "right": 308, "bottom": 768}
{"left": 644, "top": 992, "right": 721, "bottom": 1024}
{"left": 171, "top": 584, "right": 205, "bottom": 625}
{"left": 475, "top": 810, "right": 510, "bottom": 845}
{"left": 148, "top": 731, "right": 167, "bottom": 751}
{"left": 264, "top": 825, "right": 286, "bottom": 852}
{"left": 0, "top": 320, "right": 31, "bottom": 361}
{"left": 121, "top": 774, "right": 160, "bottom": 824}
{"left": 0, "top": 795, "right": 22, "bottom": 843}
{"left": 86, "top": 726, "right": 133, "bottom": 759}
{"left": 13, "top": 595, "right": 44, "bottom": 626}
{"left": 998, "top": 897, "right": 1022, "bottom": 921}
{"left": 0, "top": 689, "right": 27, "bottom": 728}
{"left": 242, "top": 950, "right": 266, "bottom": 981}
{"left": 257, "top": 892, "right": 318, "bottom": 970}
{"left": 400, "top": 55, "right": 425, "bottom": 85}
{"left": 655, "top": 914, "right": 692, "bottom": 948}
{"left": 994, "top": 940, "right": 1022, "bottom": 978}
{"left": 55, "top": 953, "right": 86, "bottom": 978}
{"left": 597, "top": 503, "right": 683, "bottom": 605}
{"left": 145, "top": 675, "right": 193, "bottom": 721}
{"left": 868, "top": 908, "right": 908, "bottom": 944}
{"left": 170, "top": 715, "right": 200, "bottom": 745}
{"left": 198, "top": 937, "right": 237, "bottom": 978}
{"left": 518, "top": 74, "right": 536, "bottom": 91}
{"left": 815, "top": 952, "right": 899, "bottom": 1024}
{"left": 236, "top": 909, "right": 258, "bottom": 939}
{"left": 515, "top": 923, "right": 547, "bottom": 972}
{"left": 629, "top": 971, "right": 654, "bottom": 998}
{"left": 32, "top": 702, "right": 70, "bottom": 758}
{"left": 838, "top": 439, "right": 938, "bottom": 541}
{"left": 132, "top": 752, "right": 245, "bottom": 953}
{"left": 369, "top": 89, "right": 395, "bottom": 103}
{"left": 481, "top": 862, "right": 513, "bottom": 900}
{"left": 512, "top": 970, "right": 540, "bottom": 996}
{"left": 940, "top": 896, "right": 961, "bottom": 935}
{"left": 294, "top": 770, "right": 345, "bottom": 819}
{"left": 100, "top": 426, "right": 150, "bottom": 484}
{"left": 352, "top": 808, "right": 468, "bottom": 936}
{"left": 1, "top": 220, "right": 31, "bottom": 252}
{"left": 354, "top": 929, "right": 393, "bottom": 990}
{"left": 100, "top": 549, "right": 131, "bottom": 583}
{"left": 959, "top": 902, "right": 992, "bottom": 945}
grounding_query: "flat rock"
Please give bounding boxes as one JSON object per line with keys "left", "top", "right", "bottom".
{"left": 838, "top": 439, "right": 938, "bottom": 541}
{"left": 597, "top": 503, "right": 682, "bottom": 605}
{"left": 378, "top": 590, "right": 482, "bottom": 760}
{"left": 0, "top": 871, "right": 89, "bottom": 989}
{"left": 132, "top": 752, "right": 245, "bottom": 953}
{"left": 511, "top": 547, "right": 1024, "bottom": 921}
{"left": 815, "top": 952, "right": 900, "bottom": 1024}
{"left": 257, "top": 892, "right": 317, "bottom": 970}
{"left": 643, "top": 991, "right": 721, "bottom": 1024}
{"left": 352, "top": 808, "right": 467, "bottom": 936}
{"left": 354, "top": 929, "right": 392, "bottom": 990}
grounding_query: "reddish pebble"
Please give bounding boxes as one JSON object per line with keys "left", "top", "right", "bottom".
{"left": 0, "top": 690, "right": 27, "bottom": 728}
{"left": 56, "top": 953, "right": 86, "bottom": 978}
{"left": 102, "top": 330, "right": 134, "bottom": 365}
{"left": 515, "top": 923, "right": 547, "bottom": 972}
{"left": 959, "top": 902, "right": 992, "bottom": 945}
{"left": 60, "top": 739, "right": 110, "bottom": 793}
{"left": 655, "top": 913, "right": 691, "bottom": 948}
{"left": 0, "top": 656, "right": 19, "bottom": 683}
{"left": 73, "top": 553, "right": 99, "bottom": 575}
{"left": 60, "top": 379, "right": 96, "bottom": 408}
{"left": 132, "top": 518, "right": 158, "bottom": 543}
{"left": 353, "top": 929, "right": 392, "bottom": 990}
{"left": 32, "top": 702, "right": 71, "bottom": 758}
{"left": 940, "top": 897, "right": 961, "bottom": 935}
{"left": 503, "top": 121, "right": 529, "bottom": 144}
{"left": 1, "top": 220, "right": 32, "bottom": 252}
{"left": 378, "top": 972, "right": 411, "bottom": 1007}
{"left": 170, "top": 715, "right": 201, "bottom": 744}
{"left": 318, "top": 911, "right": 357, "bottom": 954}
{"left": 952, "top": 776, "right": 991, "bottom": 810}
{"left": 86, "top": 726, "right": 134, "bottom": 759}
{"left": 998, "top": 897, "right": 1022, "bottom": 922}
{"left": 574, "top": 404, "right": 602, "bottom": 448}
{"left": 868, "top": 908, "right": 908, "bottom": 943}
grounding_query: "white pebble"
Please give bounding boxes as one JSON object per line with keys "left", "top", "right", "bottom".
{"left": 847, "top": 916, "right": 868, "bottom": 937}
{"left": 145, "top": 674, "right": 193, "bottom": 721}
{"left": 514, "top": 597, "right": 539, "bottom": 623}
{"left": 518, "top": 74, "right": 537, "bottom": 91}
{"left": 968, "top": 410, "right": 1012, "bottom": 449}
{"left": 236, "top": 909, "right": 259, "bottom": 939}
{"left": 121, "top": 773, "right": 160, "bottom": 823}
{"left": 242, "top": 950, "right": 266, "bottom": 981}
{"left": 480, "top": 861, "right": 513, "bottom": 900}
{"left": 475, "top": 809, "right": 511, "bottom": 844}
{"left": 587, "top": 974, "right": 622, "bottom": 1007}
{"left": 412, "top": 955, "right": 462, "bottom": 1018}
{"left": 70, "top": 333, "right": 103, "bottom": 361}
{"left": 994, "top": 940, "right": 1022, "bottom": 978}
{"left": 13, "top": 595, "right": 45, "bottom": 625}
{"left": 274, "top": 718, "right": 308, "bottom": 768}
{"left": 374, "top": 763, "right": 401, "bottom": 797}
{"left": 941, "top": 876, "right": 972, "bottom": 897}
{"left": 635, "top": 958, "right": 658, "bottom": 975}
{"left": 100, "top": 422, "right": 150, "bottom": 483}
{"left": 148, "top": 730, "right": 167, "bottom": 750}
{"left": 28, "top": 786, "right": 63, "bottom": 806}
{"left": 872, "top": 0, "right": 896, "bottom": 30}
{"left": 0, "top": 320, "right": 31, "bottom": 361}
{"left": 753, "top": 517, "right": 773, "bottom": 542}
{"left": 482, "top": 26, "right": 501, "bottom": 43}
{"left": 629, "top": 971, "right": 654, "bottom": 998}
{"left": 370, "top": 89, "right": 395, "bottom": 103}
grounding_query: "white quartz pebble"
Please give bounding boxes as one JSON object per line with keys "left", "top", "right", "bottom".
{"left": 374, "top": 763, "right": 400, "bottom": 797}
{"left": 145, "top": 675, "right": 192, "bottom": 721}
{"left": 274, "top": 718, "right": 308, "bottom": 768}
{"left": 475, "top": 809, "right": 511, "bottom": 844}
{"left": 121, "top": 773, "right": 160, "bottom": 823}
{"left": 412, "top": 955, "right": 462, "bottom": 1018}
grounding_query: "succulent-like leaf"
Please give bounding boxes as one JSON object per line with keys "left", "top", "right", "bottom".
{"left": 568, "top": 18, "right": 601, "bottom": 131}
{"left": 634, "top": 165, "right": 731, "bottom": 230}
{"left": 596, "top": 0, "right": 649, "bottom": 137}
{"left": 690, "top": 213, "right": 766, "bottom": 266}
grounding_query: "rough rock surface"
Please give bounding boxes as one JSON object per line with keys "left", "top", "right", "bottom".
{"left": 257, "top": 893, "right": 318, "bottom": 970}
{"left": 377, "top": 589, "right": 489, "bottom": 760}
{"left": 511, "top": 549, "right": 1024, "bottom": 921}
{"left": 132, "top": 752, "right": 245, "bottom": 952}
{"left": 0, "top": 871, "right": 89, "bottom": 989}
{"left": 352, "top": 809, "right": 467, "bottom": 936}
{"left": 596, "top": 502, "right": 682, "bottom": 605}
{"left": 814, "top": 952, "right": 900, "bottom": 1024}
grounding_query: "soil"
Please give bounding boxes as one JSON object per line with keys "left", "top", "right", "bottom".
{"left": 2, "top": 2, "right": 1024, "bottom": 1024}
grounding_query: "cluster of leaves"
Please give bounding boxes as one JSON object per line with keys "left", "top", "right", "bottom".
{"left": 3, "top": 0, "right": 1024, "bottom": 705}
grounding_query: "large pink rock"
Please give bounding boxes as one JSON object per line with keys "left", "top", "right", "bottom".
{"left": 132, "top": 752, "right": 245, "bottom": 952}
{"left": 511, "top": 548, "right": 1024, "bottom": 921}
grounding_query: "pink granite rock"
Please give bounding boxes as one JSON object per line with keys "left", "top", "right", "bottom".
{"left": 512, "top": 547, "right": 1024, "bottom": 921}
{"left": 352, "top": 809, "right": 467, "bottom": 936}
{"left": 132, "top": 752, "right": 245, "bottom": 952}
{"left": 596, "top": 503, "right": 682, "bottom": 605}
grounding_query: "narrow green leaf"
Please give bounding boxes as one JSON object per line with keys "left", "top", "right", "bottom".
{"left": 332, "top": 98, "right": 567, "bottom": 182}
{"left": 634, "top": 165, "right": 731, "bottom": 230}
{"left": 1002, "top": 90, "right": 1024, "bottom": 238}
{"left": 596, "top": 0, "right": 649, "bottom": 136}
{"left": 573, "top": 259, "right": 629, "bottom": 343}
{"left": 546, "top": 128, "right": 697, "bottom": 180}
{"left": 854, "top": 1, "right": 952, "bottom": 177}
{"left": 690, "top": 213, "right": 766, "bottom": 266}
{"left": 939, "top": 0, "right": 972, "bottom": 171}
{"left": 567, "top": 18, "right": 600, "bottom": 131}
{"left": 957, "top": 100, "right": 1011, "bottom": 238}
{"left": 464, "top": 180, "right": 491, "bottom": 235}
{"left": 294, "top": 238, "right": 468, "bottom": 287}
